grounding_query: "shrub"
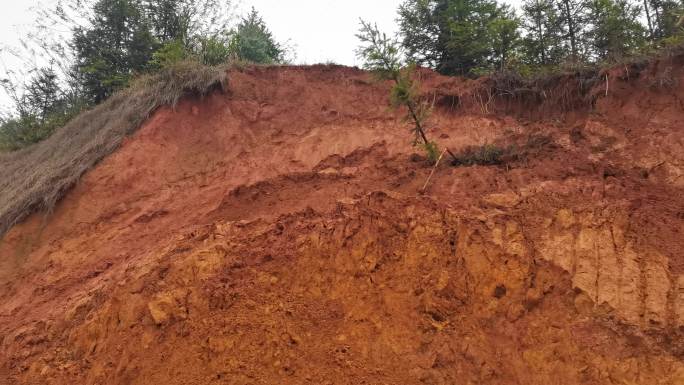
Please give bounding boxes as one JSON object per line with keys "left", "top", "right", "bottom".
{"left": 452, "top": 144, "right": 506, "bottom": 166}
{"left": 0, "top": 116, "right": 44, "bottom": 151}
{"left": 451, "top": 134, "right": 554, "bottom": 167}
{"left": 149, "top": 40, "right": 188, "bottom": 69}
{"left": 0, "top": 107, "right": 84, "bottom": 152}
{"left": 195, "top": 35, "right": 233, "bottom": 66}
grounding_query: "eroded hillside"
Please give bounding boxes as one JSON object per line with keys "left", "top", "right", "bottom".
{"left": 1, "top": 59, "right": 683, "bottom": 384}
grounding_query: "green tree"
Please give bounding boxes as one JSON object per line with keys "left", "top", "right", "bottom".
{"left": 229, "top": 8, "right": 284, "bottom": 64}
{"left": 143, "top": 0, "right": 236, "bottom": 46}
{"left": 398, "top": 0, "right": 520, "bottom": 76}
{"left": 72, "top": 0, "right": 157, "bottom": 103}
{"left": 490, "top": 6, "right": 521, "bottom": 71}
{"left": 521, "top": 0, "right": 566, "bottom": 65}
{"left": 23, "top": 67, "right": 64, "bottom": 123}
{"left": 586, "top": 0, "right": 646, "bottom": 60}
{"left": 356, "top": 20, "right": 456, "bottom": 163}
{"left": 145, "top": 0, "right": 238, "bottom": 67}
{"left": 397, "top": 0, "right": 441, "bottom": 68}
{"left": 647, "top": 0, "right": 683, "bottom": 38}
{"left": 0, "top": 0, "right": 247, "bottom": 150}
{"left": 556, "top": 0, "right": 589, "bottom": 60}
{"left": 145, "top": 0, "right": 191, "bottom": 43}
{"left": 0, "top": 66, "right": 82, "bottom": 150}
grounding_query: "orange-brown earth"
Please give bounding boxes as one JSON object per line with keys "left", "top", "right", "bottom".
{"left": 1, "top": 59, "right": 684, "bottom": 384}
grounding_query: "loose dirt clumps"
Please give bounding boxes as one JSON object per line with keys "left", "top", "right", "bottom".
{"left": 1, "top": 61, "right": 684, "bottom": 384}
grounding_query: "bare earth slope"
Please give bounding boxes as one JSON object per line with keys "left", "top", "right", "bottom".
{"left": 1, "top": 60, "right": 683, "bottom": 384}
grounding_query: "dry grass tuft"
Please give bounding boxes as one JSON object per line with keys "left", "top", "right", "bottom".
{"left": 0, "top": 60, "right": 228, "bottom": 238}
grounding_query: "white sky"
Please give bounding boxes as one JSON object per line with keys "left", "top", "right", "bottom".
{"left": 239, "top": 0, "right": 403, "bottom": 65}
{"left": 0, "top": 0, "right": 521, "bottom": 109}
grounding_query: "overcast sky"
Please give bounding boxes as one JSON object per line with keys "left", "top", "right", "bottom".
{"left": 0, "top": 1, "right": 402, "bottom": 67}
{"left": 0, "top": 0, "right": 521, "bottom": 109}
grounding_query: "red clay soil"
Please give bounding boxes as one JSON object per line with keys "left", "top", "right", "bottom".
{"left": 1, "top": 60, "right": 684, "bottom": 384}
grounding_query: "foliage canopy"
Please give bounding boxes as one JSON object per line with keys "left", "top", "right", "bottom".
{"left": 1, "top": 0, "right": 287, "bottom": 150}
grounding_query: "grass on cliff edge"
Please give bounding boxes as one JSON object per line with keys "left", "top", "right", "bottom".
{"left": 0, "top": 60, "right": 229, "bottom": 238}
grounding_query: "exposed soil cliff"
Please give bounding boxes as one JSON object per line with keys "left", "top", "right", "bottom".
{"left": 1, "top": 59, "right": 683, "bottom": 384}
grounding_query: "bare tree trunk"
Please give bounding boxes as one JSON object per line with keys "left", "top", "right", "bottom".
{"left": 563, "top": 0, "right": 578, "bottom": 60}
{"left": 537, "top": 17, "right": 546, "bottom": 64}
{"left": 391, "top": 70, "right": 458, "bottom": 163}
{"left": 643, "top": 0, "right": 654, "bottom": 39}
{"left": 652, "top": 0, "right": 662, "bottom": 37}
{"left": 406, "top": 101, "right": 458, "bottom": 161}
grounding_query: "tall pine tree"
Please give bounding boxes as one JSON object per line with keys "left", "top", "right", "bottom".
{"left": 144, "top": 0, "right": 191, "bottom": 43}
{"left": 23, "top": 67, "right": 64, "bottom": 123}
{"left": 586, "top": 0, "right": 646, "bottom": 60}
{"left": 398, "top": 0, "right": 520, "bottom": 76}
{"left": 556, "top": 0, "right": 589, "bottom": 61}
{"left": 229, "top": 8, "right": 284, "bottom": 64}
{"left": 72, "top": 0, "right": 156, "bottom": 103}
{"left": 490, "top": 5, "right": 521, "bottom": 70}
{"left": 521, "top": 0, "right": 566, "bottom": 65}
{"left": 647, "top": 0, "right": 683, "bottom": 38}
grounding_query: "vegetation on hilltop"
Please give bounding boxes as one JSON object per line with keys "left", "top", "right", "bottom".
{"left": 355, "top": 0, "right": 681, "bottom": 161}
{"left": 397, "top": 0, "right": 683, "bottom": 77}
{"left": 1, "top": 0, "right": 682, "bottom": 152}
{"left": 1, "top": 0, "right": 286, "bottom": 151}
